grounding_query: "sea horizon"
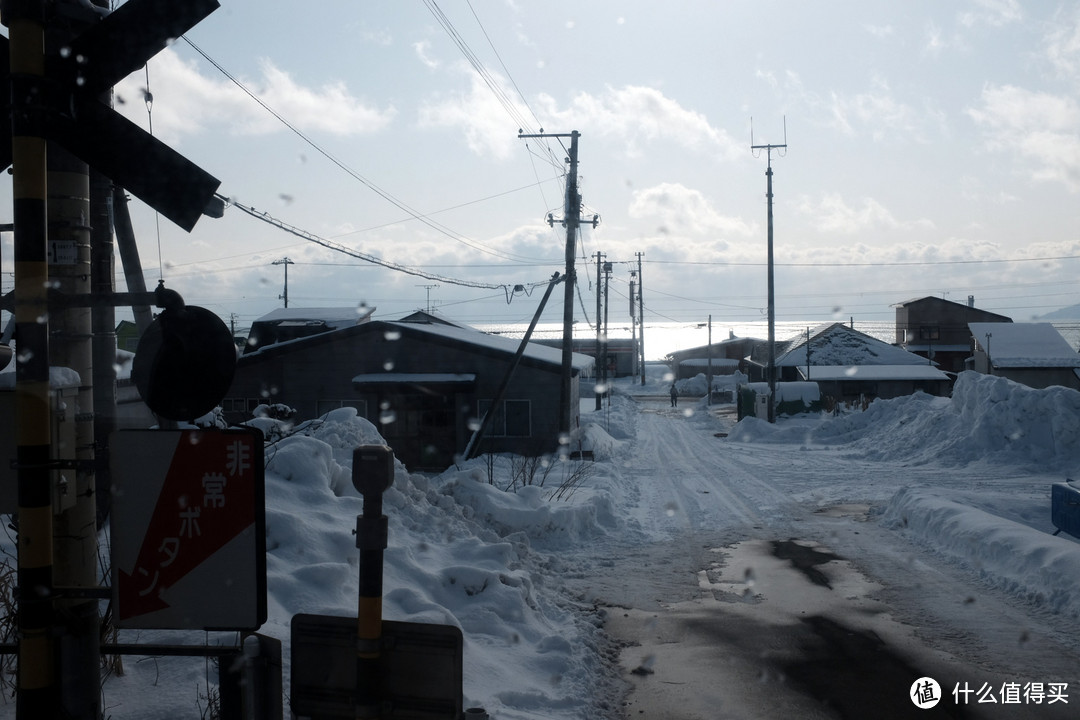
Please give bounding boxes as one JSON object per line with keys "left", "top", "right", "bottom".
{"left": 479, "top": 319, "right": 1080, "bottom": 362}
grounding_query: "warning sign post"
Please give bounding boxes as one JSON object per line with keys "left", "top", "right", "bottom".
{"left": 110, "top": 428, "right": 266, "bottom": 630}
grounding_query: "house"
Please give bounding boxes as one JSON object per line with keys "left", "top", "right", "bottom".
{"left": 225, "top": 311, "right": 594, "bottom": 471}
{"left": 533, "top": 337, "right": 638, "bottom": 378}
{"left": 747, "top": 323, "right": 950, "bottom": 405}
{"left": 243, "top": 305, "right": 375, "bottom": 353}
{"left": 894, "top": 296, "right": 1012, "bottom": 375}
{"left": 668, "top": 335, "right": 762, "bottom": 380}
{"left": 968, "top": 322, "right": 1080, "bottom": 390}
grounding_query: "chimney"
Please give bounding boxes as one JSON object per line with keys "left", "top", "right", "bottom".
{"left": 968, "top": 295, "right": 974, "bottom": 308}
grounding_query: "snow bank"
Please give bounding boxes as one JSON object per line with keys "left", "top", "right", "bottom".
{"left": 883, "top": 487, "right": 1080, "bottom": 619}
{"left": 255, "top": 409, "right": 617, "bottom": 719}
{"left": 729, "top": 371, "right": 1080, "bottom": 472}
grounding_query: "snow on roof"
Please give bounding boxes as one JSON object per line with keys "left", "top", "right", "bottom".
{"left": 387, "top": 321, "right": 595, "bottom": 372}
{"left": 775, "top": 323, "right": 928, "bottom": 367}
{"left": 253, "top": 306, "right": 374, "bottom": 328}
{"left": 969, "top": 322, "right": 1080, "bottom": 368}
{"left": 798, "top": 365, "right": 950, "bottom": 381}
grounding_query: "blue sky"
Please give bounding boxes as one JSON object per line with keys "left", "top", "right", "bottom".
{"left": 5, "top": 0, "right": 1080, "bottom": 336}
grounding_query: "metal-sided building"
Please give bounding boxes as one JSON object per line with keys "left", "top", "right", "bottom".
{"left": 225, "top": 312, "right": 594, "bottom": 471}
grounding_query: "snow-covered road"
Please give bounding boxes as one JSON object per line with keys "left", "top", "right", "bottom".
{"left": 567, "top": 393, "right": 1080, "bottom": 720}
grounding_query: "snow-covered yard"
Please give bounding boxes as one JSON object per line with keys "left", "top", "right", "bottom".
{"left": 3, "top": 366, "right": 1079, "bottom": 718}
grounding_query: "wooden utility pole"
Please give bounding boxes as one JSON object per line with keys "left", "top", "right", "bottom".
{"left": 518, "top": 130, "right": 592, "bottom": 440}
{"left": 751, "top": 119, "right": 787, "bottom": 423}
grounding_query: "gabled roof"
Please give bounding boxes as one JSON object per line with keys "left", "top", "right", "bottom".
{"left": 893, "top": 295, "right": 1012, "bottom": 322}
{"left": 762, "top": 322, "right": 929, "bottom": 367}
{"left": 253, "top": 306, "right": 375, "bottom": 329}
{"left": 238, "top": 318, "right": 594, "bottom": 373}
{"left": 969, "top": 322, "right": 1080, "bottom": 368}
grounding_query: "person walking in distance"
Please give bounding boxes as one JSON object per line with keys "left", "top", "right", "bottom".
{"left": 670, "top": 383, "right": 678, "bottom": 408}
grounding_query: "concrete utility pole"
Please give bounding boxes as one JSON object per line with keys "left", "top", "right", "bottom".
{"left": 518, "top": 130, "right": 597, "bottom": 440}
{"left": 602, "top": 260, "right": 611, "bottom": 404}
{"left": 593, "top": 252, "right": 604, "bottom": 411}
{"left": 751, "top": 119, "right": 787, "bottom": 423}
{"left": 636, "top": 252, "right": 645, "bottom": 385}
{"left": 273, "top": 256, "right": 294, "bottom": 308}
{"left": 417, "top": 283, "right": 438, "bottom": 313}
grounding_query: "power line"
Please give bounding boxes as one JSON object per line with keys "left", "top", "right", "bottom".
{"left": 224, "top": 197, "right": 550, "bottom": 299}
{"left": 180, "top": 35, "right": 545, "bottom": 264}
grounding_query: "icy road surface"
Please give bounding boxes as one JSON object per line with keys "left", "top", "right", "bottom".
{"left": 564, "top": 395, "right": 1080, "bottom": 720}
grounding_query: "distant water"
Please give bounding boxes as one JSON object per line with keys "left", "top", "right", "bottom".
{"left": 481, "top": 319, "right": 1080, "bottom": 361}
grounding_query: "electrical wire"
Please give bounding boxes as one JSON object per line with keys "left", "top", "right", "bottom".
{"left": 180, "top": 35, "right": 546, "bottom": 264}
{"left": 223, "top": 197, "right": 552, "bottom": 301}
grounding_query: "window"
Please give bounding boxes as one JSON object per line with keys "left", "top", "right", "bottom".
{"left": 477, "top": 399, "right": 531, "bottom": 438}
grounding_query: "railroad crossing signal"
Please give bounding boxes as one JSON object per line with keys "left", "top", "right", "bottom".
{"left": 0, "top": 0, "right": 222, "bottom": 230}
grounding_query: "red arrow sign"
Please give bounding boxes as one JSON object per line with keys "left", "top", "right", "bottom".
{"left": 113, "top": 428, "right": 264, "bottom": 627}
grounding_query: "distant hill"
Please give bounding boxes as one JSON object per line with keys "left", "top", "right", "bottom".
{"left": 1034, "top": 304, "right": 1080, "bottom": 321}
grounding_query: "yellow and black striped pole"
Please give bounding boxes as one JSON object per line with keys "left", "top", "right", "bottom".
{"left": 5, "top": 0, "right": 57, "bottom": 716}
{"left": 352, "top": 446, "right": 395, "bottom": 719}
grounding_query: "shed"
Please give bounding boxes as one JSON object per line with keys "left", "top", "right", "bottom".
{"left": 968, "top": 322, "right": 1080, "bottom": 390}
{"left": 226, "top": 314, "right": 594, "bottom": 471}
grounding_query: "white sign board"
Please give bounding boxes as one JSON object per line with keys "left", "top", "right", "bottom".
{"left": 110, "top": 428, "right": 265, "bottom": 630}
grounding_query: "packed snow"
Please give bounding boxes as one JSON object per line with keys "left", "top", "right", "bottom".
{"left": 2, "top": 365, "right": 1080, "bottom": 718}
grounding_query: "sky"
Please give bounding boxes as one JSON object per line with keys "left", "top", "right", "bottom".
{"left": 4, "top": 366, "right": 1077, "bottom": 718}
{"left": 5, "top": 0, "right": 1080, "bottom": 339}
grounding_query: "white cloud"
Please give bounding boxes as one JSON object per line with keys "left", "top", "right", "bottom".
{"left": 420, "top": 77, "right": 741, "bottom": 162}
{"left": 538, "top": 85, "right": 743, "bottom": 160}
{"left": 417, "top": 64, "right": 526, "bottom": 160}
{"left": 1045, "top": 7, "right": 1080, "bottom": 79}
{"left": 628, "top": 182, "right": 755, "bottom": 238}
{"left": 958, "top": 0, "right": 1023, "bottom": 28}
{"left": 414, "top": 40, "right": 441, "bottom": 70}
{"left": 796, "top": 193, "right": 901, "bottom": 235}
{"left": 968, "top": 84, "right": 1080, "bottom": 191}
{"left": 114, "top": 49, "right": 396, "bottom": 143}
{"left": 827, "top": 77, "right": 925, "bottom": 142}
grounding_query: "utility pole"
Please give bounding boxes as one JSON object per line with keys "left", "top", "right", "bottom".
{"left": 273, "top": 256, "right": 294, "bottom": 308}
{"left": 751, "top": 118, "right": 787, "bottom": 423}
{"left": 417, "top": 283, "right": 438, "bottom": 313}
{"left": 593, "top": 252, "right": 604, "bottom": 410}
{"left": 629, "top": 272, "right": 637, "bottom": 379}
{"left": 8, "top": 3, "right": 57, "bottom": 715}
{"left": 706, "top": 315, "right": 713, "bottom": 407}
{"left": 519, "top": 130, "right": 597, "bottom": 440}
{"left": 602, "top": 260, "right": 611, "bottom": 407}
{"left": 636, "top": 252, "right": 645, "bottom": 385}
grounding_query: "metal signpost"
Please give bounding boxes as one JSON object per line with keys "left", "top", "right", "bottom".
{"left": 290, "top": 445, "right": 464, "bottom": 719}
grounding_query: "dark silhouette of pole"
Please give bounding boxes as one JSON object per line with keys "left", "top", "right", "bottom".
{"left": 752, "top": 119, "right": 787, "bottom": 423}
{"left": 594, "top": 253, "right": 603, "bottom": 411}
{"left": 273, "top": 256, "right": 294, "bottom": 308}
{"left": 7, "top": 3, "right": 58, "bottom": 715}
{"left": 518, "top": 130, "right": 587, "bottom": 441}
{"left": 636, "top": 252, "right": 645, "bottom": 385}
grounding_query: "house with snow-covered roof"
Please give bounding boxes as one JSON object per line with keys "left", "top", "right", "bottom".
{"left": 894, "top": 295, "right": 1012, "bottom": 375}
{"left": 747, "top": 323, "right": 950, "bottom": 406}
{"left": 226, "top": 311, "right": 594, "bottom": 470}
{"left": 969, "top": 322, "right": 1080, "bottom": 390}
